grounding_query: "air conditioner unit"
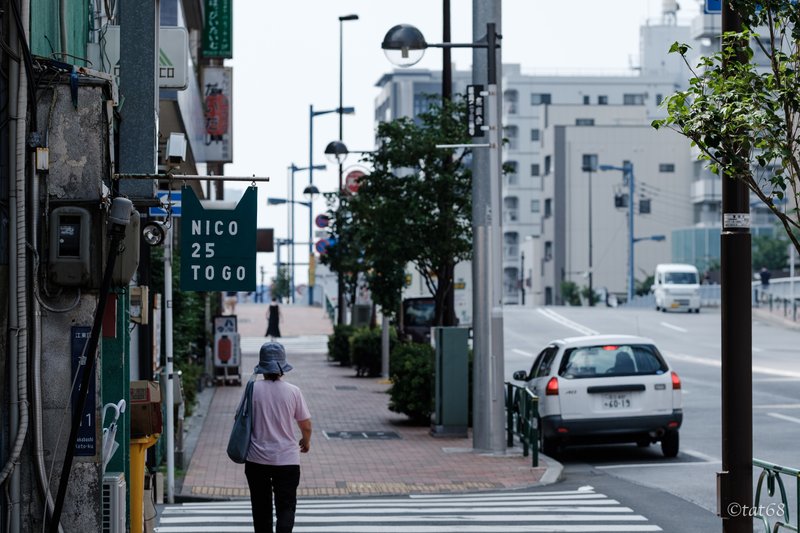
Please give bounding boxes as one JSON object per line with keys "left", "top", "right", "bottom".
{"left": 102, "top": 473, "right": 126, "bottom": 533}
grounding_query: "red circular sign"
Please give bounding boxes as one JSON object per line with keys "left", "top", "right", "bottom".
{"left": 315, "top": 239, "right": 330, "bottom": 254}
{"left": 315, "top": 214, "right": 330, "bottom": 228}
{"left": 344, "top": 170, "right": 365, "bottom": 195}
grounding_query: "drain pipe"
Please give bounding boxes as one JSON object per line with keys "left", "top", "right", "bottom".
{"left": 0, "top": 4, "right": 31, "bottom": 533}
{"left": 0, "top": 3, "right": 30, "bottom": 533}
{"left": 30, "top": 156, "right": 63, "bottom": 532}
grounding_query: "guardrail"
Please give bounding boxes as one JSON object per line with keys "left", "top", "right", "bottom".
{"left": 753, "top": 459, "right": 800, "bottom": 532}
{"left": 505, "top": 382, "right": 539, "bottom": 467}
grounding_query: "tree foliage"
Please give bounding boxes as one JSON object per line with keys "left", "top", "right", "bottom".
{"left": 752, "top": 231, "right": 789, "bottom": 270}
{"left": 323, "top": 96, "right": 473, "bottom": 325}
{"left": 652, "top": 0, "right": 800, "bottom": 255}
{"left": 270, "top": 266, "right": 291, "bottom": 302}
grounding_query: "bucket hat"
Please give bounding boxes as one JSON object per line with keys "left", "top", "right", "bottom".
{"left": 255, "top": 342, "right": 293, "bottom": 375}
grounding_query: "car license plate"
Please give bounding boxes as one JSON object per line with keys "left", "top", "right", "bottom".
{"left": 602, "top": 393, "right": 631, "bottom": 409}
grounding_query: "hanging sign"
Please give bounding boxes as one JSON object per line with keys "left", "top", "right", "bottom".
{"left": 180, "top": 186, "right": 257, "bottom": 291}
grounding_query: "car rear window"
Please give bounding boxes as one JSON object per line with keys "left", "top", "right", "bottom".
{"left": 558, "top": 344, "right": 668, "bottom": 379}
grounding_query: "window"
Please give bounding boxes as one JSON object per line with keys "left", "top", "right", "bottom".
{"left": 583, "top": 95, "right": 590, "bottom": 105}
{"left": 582, "top": 154, "right": 598, "bottom": 172}
{"left": 656, "top": 94, "right": 664, "bottom": 106}
{"left": 544, "top": 155, "right": 551, "bottom": 176}
{"left": 659, "top": 163, "right": 675, "bottom": 173}
{"left": 506, "top": 161, "right": 518, "bottom": 186}
{"left": 504, "top": 89, "right": 519, "bottom": 114}
{"left": 544, "top": 240, "right": 553, "bottom": 261}
{"left": 504, "top": 232, "right": 519, "bottom": 258}
{"left": 531, "top": 163, "right": 540, "bottom": 176}
{"left": 544, "top": 198, "right": 552, "bottom": 218}
{"left": 623, "top": 93, "right": 645, "bottom": 105}
{"left": 530, "top": 128, "right": 540, "bottom": 142}
{"left": 412, "top": 90, "right": 437, "bottom": 118}
{"left": 531, "top": 93, "right": 552, "bottom": 105}
{"left": 504, "top": 197, "right": 519, "bottom": 222}
{"left": 598, "top": 95, "right": 608, "bottom": 105}
{"left": 531, "top": 199, "right": 541, "bottom": 213}
{"left": 575, "top": 118, "right": 595, "bottom": 126}
{"left": 559, "top": 344, "right": 668, "bottom": 379}
{"left": 504, "top": 125, "right": 519, "bottom": 150}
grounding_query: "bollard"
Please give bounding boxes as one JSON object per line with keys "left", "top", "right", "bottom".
{"left": 130, "top": 435, "right": 160, "bottom": 533}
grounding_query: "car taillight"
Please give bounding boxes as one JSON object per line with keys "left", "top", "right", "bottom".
{"left": 546, "top": 377, "right": 559, "bottom": 396}
{"left": 671, "top": 371, "right": 681, "bottom": 390}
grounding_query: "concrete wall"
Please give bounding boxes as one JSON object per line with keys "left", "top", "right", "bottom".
{"left": 23, "top": 82, "right": 109, "bottom": 532}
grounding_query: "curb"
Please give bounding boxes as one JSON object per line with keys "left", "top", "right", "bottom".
{"left": 536, "top": 455, "right": 564, "bottom": 486}
{"left": 753, "top": 306, "right": 800, "bottom": 330}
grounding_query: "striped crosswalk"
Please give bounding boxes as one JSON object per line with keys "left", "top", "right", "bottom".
{"left": 239, "top": 335, "right": 328, "bottom": 356}
{"left": 155, "top": 487, "right": 663, "bottom": 532}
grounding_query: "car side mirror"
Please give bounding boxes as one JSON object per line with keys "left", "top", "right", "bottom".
{"left": 512, "top": 370, "right": 528, "bottom": 381}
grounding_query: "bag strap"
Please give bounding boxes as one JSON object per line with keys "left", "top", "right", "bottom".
{"left": 235, "top": 373, "right": 258, "bottom": 417}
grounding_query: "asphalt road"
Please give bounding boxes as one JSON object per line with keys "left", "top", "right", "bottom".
{"left": 504, "top": 304, "right": 800, "bottom": 527}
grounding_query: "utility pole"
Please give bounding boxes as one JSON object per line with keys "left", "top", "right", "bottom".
{"left": 719, "top": 4, "right": 752, "bottom": 532}
{"left": 625, "top": 162, "right": 635, "bottom": 303}
{"left": 472, "top": 0, "right": 505, "bottom": 453}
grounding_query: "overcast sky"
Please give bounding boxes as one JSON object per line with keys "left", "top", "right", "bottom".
{"left": 223, "top": 0, "right": 703, "bottom": 284}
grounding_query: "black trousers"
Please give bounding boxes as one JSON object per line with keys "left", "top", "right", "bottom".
{"left": 244, "top": 462, "right": 301, "bottom": 533}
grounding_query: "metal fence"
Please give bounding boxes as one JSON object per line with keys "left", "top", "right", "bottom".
{"left": 753, "top": 459, "right": 800, "bottom": 532}
{"left": 505, "top": 382, "right": 539, "bottom": 467}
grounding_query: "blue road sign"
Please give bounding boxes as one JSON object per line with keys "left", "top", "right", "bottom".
{"left": 149, "top": 190, "right": 182, "bottom": 217}
{"left": 705, "top": 0, "right": 722, "bottom": 13}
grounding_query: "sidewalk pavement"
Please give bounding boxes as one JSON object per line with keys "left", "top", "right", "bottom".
{"left": 179, "top": 303, "right": 557, "bottom": 499}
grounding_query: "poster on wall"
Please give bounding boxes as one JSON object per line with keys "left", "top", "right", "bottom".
{"left": 202, "top": 66, "right": 233, "bottom": 163}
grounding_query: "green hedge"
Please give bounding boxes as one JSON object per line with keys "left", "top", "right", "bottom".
{"left": 350, "top": 326, "right": 397, "bottom": 377}
{"left": 327, "top": 324, "right": 356, "bottom": 366}
{"left": 388, "top": 342, "right": 435, "bottom": 423}
{"left": 388, "top": 341, "right": 474, "bottom": 425}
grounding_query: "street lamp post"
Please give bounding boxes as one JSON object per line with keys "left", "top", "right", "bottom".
{"left": 582, "top": 155, "right": 597, "bottom": 305}
{"left": 303, "top": 183, "right": 320, "bottom": 305}
{"left": 519, "top": 251, "right": 525, "bottom": 305}
{"left": 599, "top": 162, "right": 636, "bottom": 302}
{"left": 288, "top": 164, "right": 325, "bottom": 303}
{"left": 335, "top": 13, "right": 358, "bottom": 323}
{"left": 310, "top": 106, "right": 353, "bottom": 311}
{"left": 268, "top": 198, "right": 313, "bottom": 302}
{"left": 259, "top": 265, "right": 266, "bottom": 302}
{"left": 720, "top": 6, "right": 752, "bottom": 532}
{"left": 381, "top": 21, "right": 505, "bottom": 453}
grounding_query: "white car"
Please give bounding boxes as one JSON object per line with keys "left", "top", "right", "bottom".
{"left": 512, "top": 334, "right": 683, "bottom": 457}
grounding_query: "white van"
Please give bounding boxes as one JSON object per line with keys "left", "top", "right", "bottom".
{"left": 653, "top": 263, "right": 701, "bottom": 313}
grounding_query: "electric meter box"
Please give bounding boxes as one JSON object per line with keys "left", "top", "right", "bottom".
{"left": 49, "top": 206, "right": 92, "bottom": 286}
{"left": 109, "top": 209, "right": 140, "bottom": 287}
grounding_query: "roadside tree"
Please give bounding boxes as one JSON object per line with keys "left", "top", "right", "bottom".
{"left": 653, "top": 0, "right": 800, "bottom": 254}
{"left": 354, "top": 97, "right": 473, "bottom": 325}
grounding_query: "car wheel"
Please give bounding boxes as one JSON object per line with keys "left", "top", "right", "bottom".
{"left": 695, "top": 308, "right": 701, "bottom": 314}
{"left": 540, "top": 426, "right": 559, "bottom": 457}
{"left": 661, "top": 430, "right": 679, "bottom": 458}
{"left": 655, "top": 305, "right": 660, "bottom": 311}
{"left": 661, "top": 307, "right": 668, "bottom": 313}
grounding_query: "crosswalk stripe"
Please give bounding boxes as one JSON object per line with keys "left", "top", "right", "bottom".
{"left": 239, "top": 336, "right": 328, "bottom": 355}
{"left": 155, "top": 488, "right": 662, "bottom": 533}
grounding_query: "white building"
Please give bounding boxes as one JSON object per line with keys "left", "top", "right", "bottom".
{"left": 373, "top": 2, "right": 773, "bottom": 308}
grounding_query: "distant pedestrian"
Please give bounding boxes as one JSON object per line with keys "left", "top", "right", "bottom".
{"left": 225, "top": 291, "right": 238, "bottom": 315}
{"left": 759, "top": 267, "right": 771, "bottom": 302}
{"left": 266, "top": 298, "right": 282, "bottom": 339}
{"left": 246, "top": 342, "right": 312, "bottom": 533}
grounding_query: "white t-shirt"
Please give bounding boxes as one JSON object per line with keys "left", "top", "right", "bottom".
{"left": 246, "top": 379, "right": 311, "bottom": 466}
